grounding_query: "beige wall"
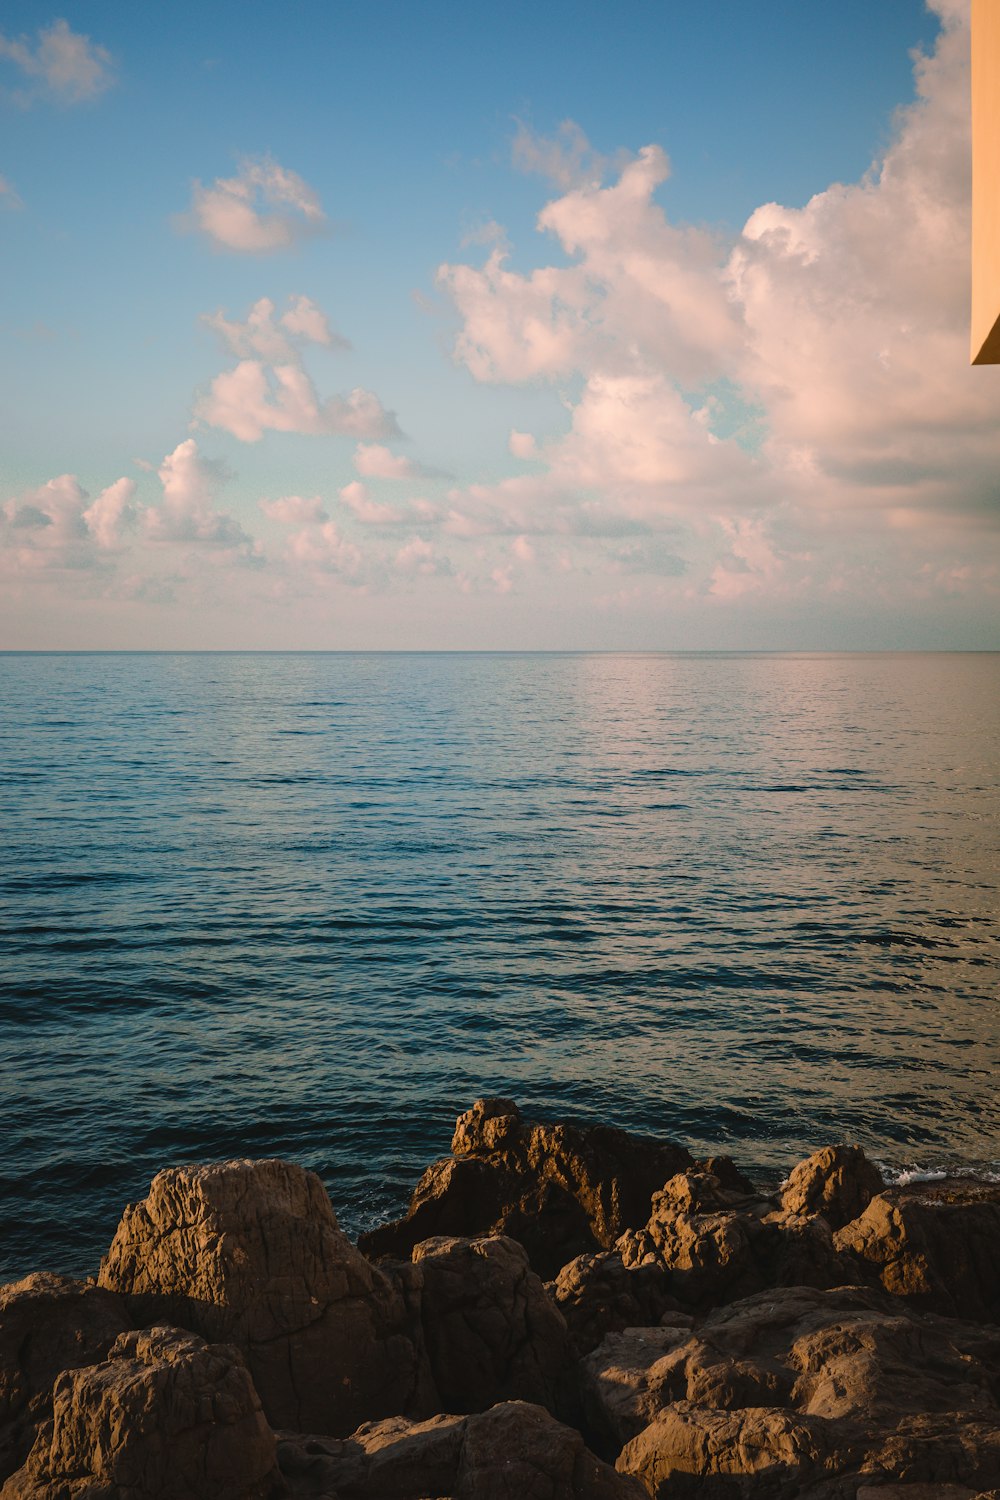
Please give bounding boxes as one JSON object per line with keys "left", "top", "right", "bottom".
{"left": 972, "top": 0, "right": 1000, "bottom": 362}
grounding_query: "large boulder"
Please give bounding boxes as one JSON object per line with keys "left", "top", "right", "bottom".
{"left": 834, "top": 1179, "right": 1000, "bottom": 1322}
{"left": 360, "top": 1099, "right": 693, "bottom": 1280}
{"left": 583, "top": 1285, "right": 1000, "bottom": 1495}
{"left": 779, "top": 1145, "right": 884, "bottom": 1230}
{"left": 98, "top": 1158, "right": 432, "bottom": 1435}
{"left": 616, "top": 1168, "right": 847, "bottom": 1311}
{"left": 410, "top": 1235, "right": 574, "bottom": 1417}
{"left": 276, "top": 1400, "right": 646, "bottom": 1499}
{"left": 548, "top": 1252, "right": 681, "bottom": 1358}
{"left": 0, "top": 1273, "right": 131, "bottom": 1482}
{"left": 1, "top": 1326, "right": 283, "bottom": 1499}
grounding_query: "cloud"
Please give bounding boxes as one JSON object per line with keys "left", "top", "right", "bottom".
{"left": 82, "top": 477, "right": 137, "bottom": 548}
{"left": 394, "top": 535, "right": 452, "bottom": 576}
{"left": 0, "top": 173, "right": 23, "bottom": 209}
{"left": 183, "top": 156, "right": 326, "bottom": 253}
{"left": 145, "top": 439, "right": 255, "bottom": 551}
{"left": 1, "top": 473, "right": 136, "bottom": 570}
{"left": 259, "top": 494, "right": 328, "bottom": 525}
{"left": 284, "top": 519, "right": 362, "bottom": 576}
{"left": 195, "top": 360, "right": 399, "bottom": 443}
{"left": 0, "top": 18, "right": 114, "bottom": 105}
{"left": 434, "top": 12, "right": 1000, "bottom": 609}
{"left": 353, "top": 443, "right": 448, "bottom": 480}
{"left": 203, "top": 295, "right": 348, "bottom": 363}
{"left": 339, "top": 480, "right": 439, "bottom": 527}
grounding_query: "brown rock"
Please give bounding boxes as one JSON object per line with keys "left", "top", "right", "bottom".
{"left": 1, "top": 1326, "right": 283, "bottom": 1499}
{"left": 616, "top": 1168, "right": 847, "bottom": 1310}
{"left": 780, "top": 1145, "right": 885, "bottom": 1230}
{"left": 591, "top": 1285, "right": 1000, "bottom": 1494}
{"left": 410, "top": 1234, "right": 573, "bottom": 1417}
{"left": 834, "top": 1180, "right": 1000, "bottom": 1322}
{"left": 276, "top": 1400, "right": 646, "bottom": 1499}
{"left": 98, "top": 1158, "right": 432, "bottom": 1434}
{"left": 0, "top": 1272, "right": 131, "bottom": 1483}
{"left": 360, "top": 1099, "right": 693, "bottom": 1280}
{"left": 548, "top": 1252, "right": 681, "bottom": 1357}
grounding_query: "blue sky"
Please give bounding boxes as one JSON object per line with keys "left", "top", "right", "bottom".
{"left": 2, "top": 0, "right": 997, "bottom": 648}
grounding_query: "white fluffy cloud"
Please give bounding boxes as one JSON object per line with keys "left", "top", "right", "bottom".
{"left": 1, "top": 474, "right": 136, "bottom": 570}
{"left": 145, "top": 440, "right": 256, "bottom": 551}
{"left": 259, "top": 494, "right": 328, "bottom": 525}
{"left": 353, "top": 443, "right": 447, "bottom": 480}
{"left": 0, "top": 18, "right": 114, "bottom": 105}
{"left": 203, "top": 296, "right": 348, "bottom": 363}
{"left": 435, "top": 3, "right": 1000, "bottom": 608}
{"left": 184, "top": 156, "right": 325, "bottom": 253}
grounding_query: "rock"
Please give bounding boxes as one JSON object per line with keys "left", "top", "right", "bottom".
{"left": 98, "top": 1158, "right": 432, "bottom": 1435}
{"left": 595, "top": 1285, "right": 1000, "bottom": 1495}
{"left": 548, "top": 1252, "right": 682, "bottom": 1357}
{"left": 780, "top": 1145, "right": 885, "bottom": 1230}
{"left": 834, "top": 1180, "right": 1000, "bottom": 1322}
{"left": 616, "top": 1168, "right": 847, "bottom": 1310}
{"left": 411, "top": 1234, "right": 574, "bottom": 1417}
{"left": 0, "top": 1272, "right": 131, "bottom": 1483}
{"left": 360, "top": 1099, "right": 693, "bottom": 1280}
{"left": 1, "top": 1326, "right": 283, "bottom": 1499}
{"left": 276, "top": 1400, "right": 646, "bottom": 1499}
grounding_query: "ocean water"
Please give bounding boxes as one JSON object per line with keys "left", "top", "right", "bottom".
{"left": 1, "top": 650, "right": 998, "bottom": 1282}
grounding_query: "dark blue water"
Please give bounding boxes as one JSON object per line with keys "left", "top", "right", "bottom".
{"left": 1, "top": 651, "right": 998, "bottom": 1282}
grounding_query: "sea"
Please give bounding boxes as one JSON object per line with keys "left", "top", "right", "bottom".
{"left": 1, "top": 651, "right": 998, "bottom": 1282}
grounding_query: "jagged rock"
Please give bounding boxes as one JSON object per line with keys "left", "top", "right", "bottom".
{"left": 548, "top": 1252, "right": 682, "bottom": 1357}
{"left": 360, "top": 1099, "right": 693, "bottom": 1280}
{"left": 0, "top": 1272, "right": 131, "bottom": 1483}
{"left": 834, "top": 1180, "right": 1000, "bottom": 1322}
{"left": 593, "top": 1285, "right": 1000, "bottom": 1495}
{"left": 410, "top": 1234, "right": 573, "bottom": 1417}
{"left": 697, "top": 1156, "right": 757, "bottom": 1195}
{"left": 780, "top": 1145, "right": 885, "bottom": 1230}
{"left": 616, "top": 1168, "right": 846, "bottom": 1310}
{"left": 98, "top": 1158, "right": 432, "bottom": 1435}
{"left": 1, "top": 1326, "right": 283, "bottom": 1499}
{"left": 276, "top": 1400, "right": 646, "bottom": 1499}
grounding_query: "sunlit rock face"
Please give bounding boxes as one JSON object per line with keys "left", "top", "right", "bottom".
{"left": 779, "top": 1143, "right": 885, "bottom": 1230}
{"left": 1, "top": 1327, "right": 283, "bottom": 1500}
{"left": 359, "top": 1097, "right": 694, "bottom": 1279}
{"left": 0, "top": 1273, "right": 131, "bottom": 1484}
{"left": 97, "top": 1158, "right": 432, "bottom": 1435}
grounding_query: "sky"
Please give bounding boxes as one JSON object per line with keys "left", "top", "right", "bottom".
{"left": 1, "top": 0, "right": 997, "bottom": 649}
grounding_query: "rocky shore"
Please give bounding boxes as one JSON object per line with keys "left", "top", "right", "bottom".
{"left": 2, "top": 1097, "right": 999, "bottom": 1498}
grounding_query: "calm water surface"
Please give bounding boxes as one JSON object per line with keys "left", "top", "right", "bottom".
{"left": 1, "top": 651, "right": 998, "bottom": 1280}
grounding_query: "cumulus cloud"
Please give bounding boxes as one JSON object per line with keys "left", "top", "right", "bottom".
{"left": 82, "top": 477, "right": 137, "bottom": 548}
{"left": 353, "top": 443, "right": 448, "bottom": 480}
{"left": 284, "top": 518, "right": 362, "bottom": 577}
{"left": 184, "top": 156, "right": 326, "bottom": 253}
{"left": 394, "top": 535, "right": 452, "bottom": 576}
{"left": 435, "top": 9, "right": 1000, "bottom": 607}
{"left": 203, "top": 295, "right": 348, "bottom": 363}
{"left": 1, "top": 474, "right": 138, "bottom": 570}
{"left": 0, "top": 18, "right": 114, "bottom": 105}
{"left": 339, "top": 480, "right": 439, "bottom": 527}
{"left": 195, "top": 360, "right": 399, "bottom": 443}
{"left": 259, "top": 494, "right": 328, "bottom": 525}
{"left": 145, "top": 439, "right": 255, "bottom": 551}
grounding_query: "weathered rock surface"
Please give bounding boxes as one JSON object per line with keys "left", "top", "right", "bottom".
{"left": 276, "top": 1400, "right": 646, "bottom": 1499}
{"left": 549, "top": 1252, "right": 681, "bottom": 1357}
{"left": 1, "top": 1326, "right": 283, "bottom": 1499}
{"left": 0, "top": 1273, "right": 131, "bottom": 1483}
{"left": 98, "top": 1158, "right": 432, "bottom": 1435}
{"left": 410, "top": 1234, "right": 574, "bottom": 1417}
{"left": 360, "top": 1099, "right": 693, "bottom": 1280}
{"left": 834, "top": 1180, "right": 1000, "bottom": 1322}
{"left": 779, "top": 1145, "right": 885, "bottom": 1230}
{"left": 616, "top": 1167, "right": 847, "bottom": 1310}
{"left": 593, "top": 1285, "right": 1000, "bottom": 1495}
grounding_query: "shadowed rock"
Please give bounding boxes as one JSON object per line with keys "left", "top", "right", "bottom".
{"left": 779, "top": 1145, "right": 885, "bottom": 1230}
{"left": 277, "top": 1400, "right": 646, "bottom": 1499}
{"left": 0, "top": 1273, "right": 131, "bottom": 1483}
{"left": 1, "top": 1327, "right": 283, "bottom": 1499}
{"left": 410, "top": 1234, "right": 574, "bottom": 1417}
{"left": 359, "top": 1099, "right": 693, "bottom": 1279}
{"left": 834, "top": 1179, "right": 1000, "bottom": 1322}
{"left": 549, "top": 1252, "right": 682, "bottom": 1357}
{"left": 98, "top": 1158, "right": 433, "bottom": 1435}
